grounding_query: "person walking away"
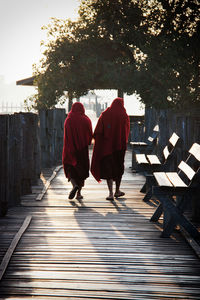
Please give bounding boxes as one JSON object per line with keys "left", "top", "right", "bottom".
{"left": 62, "top": 102, "right": 93, "bottom": 200}
{"left": 91, "top": 97, "right": 130, "bottom": 200}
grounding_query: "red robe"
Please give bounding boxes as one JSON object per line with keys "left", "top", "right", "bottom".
{"left": 62, "top": 102, "right": 92, "bottom": 171}
{"left": 91, "top": 97, "right": 130, "bottom": 182}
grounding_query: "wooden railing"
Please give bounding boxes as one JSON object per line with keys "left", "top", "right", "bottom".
{"left": 0, "top": 109, "right": 66, "bottom": 216}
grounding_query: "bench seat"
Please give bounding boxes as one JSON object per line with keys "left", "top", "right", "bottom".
{"left": 135, "top": 154, "right": 149, "bottom": 164}
{"left": 130, "top": 125, "right": 159, "bottom": 170}
{"left": 146, "top": 155, "right": 161, "bottom": 165}
{"left": 154, "top": 172, "right": 187, "bottom": 187}
{"left": 135, "top": 133, "right": 180, "bottom": 173}
{"left": 138, "top": 133, "right": 180, "bottom": 199}
{"left": 130, "top": 141, "right": 148, "bottom": 146}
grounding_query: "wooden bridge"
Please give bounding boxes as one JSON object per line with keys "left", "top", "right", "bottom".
{"left": 0, "top": 150, "right": 200, "bottom": 299}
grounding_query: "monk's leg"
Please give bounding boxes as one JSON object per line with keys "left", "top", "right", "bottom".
{"left": 69, "top": 178, "right": 79, "bottom": 199}
{"left": 106, "top": 179, "right": 114, "bottom": 200}
{"left": 70, "top": 178, "right": 78, "bottom": 188}
{"left": 114, "top": 177, "right": 125, "bottom": 197}
{"left": 76, "top": 186, "right": 83, "bottom": 200}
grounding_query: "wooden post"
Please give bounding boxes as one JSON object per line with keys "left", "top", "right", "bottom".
{"left": 0, "top": 115, "right": 9, "bottom": 216}
{"left": 39, "top": 108, "right": 66, "bottom": 168}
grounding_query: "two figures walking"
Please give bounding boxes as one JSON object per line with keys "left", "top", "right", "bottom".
{"left": 62, "top": 97, "right": 130, "bottom": 201}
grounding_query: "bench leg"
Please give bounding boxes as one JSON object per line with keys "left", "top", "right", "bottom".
{"left": 143, "top": 189, "right": 152, "bottom": 202}
{"left": 140, "top": 183, "right": 146, "bottom": 193}
{"left": 150, "top": 186, "right": 173, "bottom": 224}
{"left": 163, "top": 199, "right": 200, "bottom": 240}
{"left": 154, "top": 193, "right": 200, "bottom": 241}
{"left": 132, "top": 150, "right": 139, "bottom": 172}
{"left": 143, "top": 175, "right": 156, "bottom": 202}
{"left": 150, "top": 192, "right": 176, "bottom": 236}
{"left": 150, "top": 203, "right": 163, "bottom": 222}
{"left": 161, "top": 196, "right": 185, "bottom": 238}
{"left": 161, "top": 198, "right": 177, "bottom": 237}
{"left": 161, "top": 219, "right": 177, "bottom": 238}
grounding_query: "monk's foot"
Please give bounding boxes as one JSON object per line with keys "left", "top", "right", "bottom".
{"left": 106, "top": 195, "right": 114, "bottom": 201}
{"left": 69, "top": 186, "right": 79, "bottom": 199}
{"left": 69, "top": 200, "right": 77, "bottom": 207}
{"left": 76, "top": 194, "right": 83, "bottom": 200}
{"left": 114, "top": 191, "right": 125, "bottom": 198}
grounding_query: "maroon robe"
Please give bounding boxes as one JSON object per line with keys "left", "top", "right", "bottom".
{"left": 62, "top": 102, "right": 93, "bottom": 186}
{"left": 91, "top": 98, "right": 130, "bottom": 182}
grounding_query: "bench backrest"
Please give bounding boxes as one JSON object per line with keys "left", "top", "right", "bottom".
{"left": 163, "top": 132, "right": 180, "bottom": 162}
{"left": 178, "top": 143, "right": 200, "bottom": 186}
{"left": 147, "top": 125, "right": 159, "bottom": 145}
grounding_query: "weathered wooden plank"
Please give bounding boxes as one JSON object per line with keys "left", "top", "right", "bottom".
{"left": 146, "top": 154, "right": 161, "bottom": 165}
{"left": 7, "top": 263, "right": 200, "bottom": 276}
{"left": 4, "top": 270, "right": 200, "bottom": 285}
{"left": 1, "top": 279, "right": 200, "bottom": 297}
{"left": 136, "top": 154, "right": 149, "bottom": 164}
{"left": 130, "top": 141, "right": 147, "bottom": 146}
{"left": 1, "top": 150, "right": 200, "bottom": 300}
{"left": 166, "top": 172, "right": 188, "bottom": 187}
{"left": 154, "top": 172, "right": 173, "bottom": 186}
{"left": 178, "top": 161, "right": 195, "bottom": 181}
{"left": 36, "top": 165, "right": 62, "bottom": 201}
{"left": 163, "top": 145, "right": 170, "bottom": 160}
{"left": 169, "top": 132, "right": 180, "bottom": 147}
{"left": 0, "top": 216, "right": 32, "bottom": 280}
{"left": 0, "top": 287, "right": 198, "bottom": 300}
{"left": 189, "top": 143, "right": 200, "bottom": 161}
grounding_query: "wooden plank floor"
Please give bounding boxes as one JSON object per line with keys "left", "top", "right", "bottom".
{"left": 1, "top": 150, "right": 200, "bottom": 299}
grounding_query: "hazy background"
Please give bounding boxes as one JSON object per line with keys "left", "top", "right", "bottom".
{"left": 0, "top": 0, "right": 144, "bottom": 115}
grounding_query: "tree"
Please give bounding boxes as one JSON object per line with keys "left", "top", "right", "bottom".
{"left": 82, "top": 0, "right": 200, "bottom": 110}
{"left": 31, "top": 2, "right": 143, "bottom": 111}
{"left": 32, "top": 0, "right": 200, "bottom": 112}
{"left": 134, "top": 0, "right": 200, "bottom": 110}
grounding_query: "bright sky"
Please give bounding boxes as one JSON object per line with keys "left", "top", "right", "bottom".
{"left": 0, "top": 0, "right": 80, "bottom": 84}
{"left": 0, "top": 0, "right": 144, "bottom": 115}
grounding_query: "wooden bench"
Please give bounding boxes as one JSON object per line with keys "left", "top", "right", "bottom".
{"left": 149, "top": 142, "right": 200, "bottom": 242}
{"left": 138, "top": 132, "right": 181, "bottom": 201}
{"left": 130, "top": 124, "right": 159, "bottom": 171}
{"left": 136, "top": 132, "right": 180, "bottom": 173}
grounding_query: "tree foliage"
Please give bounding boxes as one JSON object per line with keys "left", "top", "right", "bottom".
{"left": 135, "top": 0, "right": 200, "bottom": 110}
{"left": 31, "top": 0, "right": 200, "bottom": 112}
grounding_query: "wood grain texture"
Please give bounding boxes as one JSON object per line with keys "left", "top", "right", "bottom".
{"left": 153, "top": 172, "right": 173, "bottom": 187}
{"left": 0, "top": 150, "right": 200, "bottom": 299}
{"left": 0, "top": 215, "right": 32, "bottom": 280}
{"left": 146, "top": 155, "right": 161, "bottom": 165}
{"left": 166, "top": 172, "right": 188, "bottom": 187}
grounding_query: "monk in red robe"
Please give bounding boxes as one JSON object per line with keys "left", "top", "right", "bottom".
{"left": 62, "top": 102, "right": 93, "bottom": 200}
{"left": 91, "top": 97, "right": 130, "bottom": 200}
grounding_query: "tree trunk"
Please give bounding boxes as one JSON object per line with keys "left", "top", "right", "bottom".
{"left": 117, "top": 89, "right": 124, "bottom": 98}
{"left": 68, "top": 92, "right": 73, "bottom": 112}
